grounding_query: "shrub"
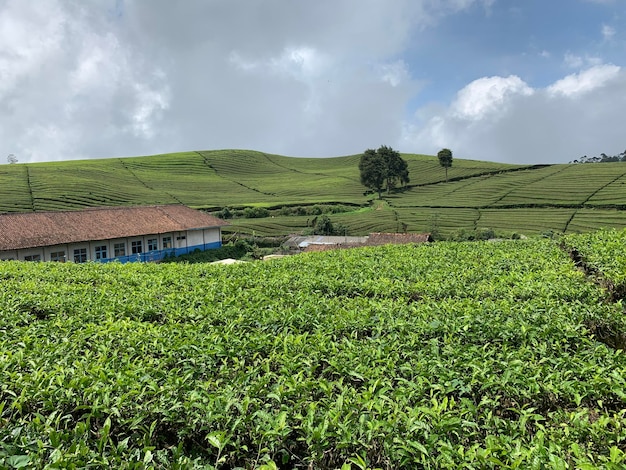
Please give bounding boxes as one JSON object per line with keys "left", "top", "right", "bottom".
{"left": 243, "top": 207, "right": 270, "bottom": 218}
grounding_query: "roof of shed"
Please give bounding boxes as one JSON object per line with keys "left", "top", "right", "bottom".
{"left": 366, "top": 232, "right": 432, "bottom": 245}
{"left": 0, "top": 205, "right": 227, "bottom": 251}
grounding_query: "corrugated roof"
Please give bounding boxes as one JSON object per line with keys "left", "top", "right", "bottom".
{"left": 303, "top": 243, "right": 343, "bottom": 252}
{"left": 366, "top": 232, "right": 432, "bottom": 245}
{"left": 301, "top": 233, "right": 432, "bottom": 253}
{"left": 0, "top": 205, "right": 227, "bottom": 251}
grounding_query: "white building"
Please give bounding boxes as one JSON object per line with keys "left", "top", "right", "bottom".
{"left": 0, "top": 205, "right": 227, "bottom": 263}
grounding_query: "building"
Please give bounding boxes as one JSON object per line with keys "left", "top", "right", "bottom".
{"left": 0, "top": 205, "right": 227, "bottom": 263}
{"left": 286, "top": 232, "right": 433, "bottom": 253}
{"left": 365, "top": 232, "right": 433, "bottom": 245}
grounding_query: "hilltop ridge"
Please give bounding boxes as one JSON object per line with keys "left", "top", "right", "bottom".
{"left": 2, "top": 149, "right": 626, "bottom": 236}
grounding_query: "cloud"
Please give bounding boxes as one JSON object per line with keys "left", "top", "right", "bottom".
{"left": 564, "top": 53, "right": 603, "bottom": 69}
{"left": 602, "top": 24, "right": 616, "bottom": 40}
{"left": 451, "top": 75, "right": 533, "bottom": 120}
{"left": 1, "top": 0, "right": 624, "bottom": 166}
{"left": 547, "top": 64, "right": 620, "bottom": 97}
{"left": 404, "top": 64, "right": 626, "bottom": 164}
{"left": 0, "top": 0, "right": 170, "bottom": 161}
{"left": 2, "top": 0, "right": 452, "bottom": 161}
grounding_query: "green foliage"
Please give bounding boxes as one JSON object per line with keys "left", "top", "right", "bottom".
{"left": 379, "top": 145, "right": 410, "bottom": 192}
{"left": 565, "top": 228, "right": 626, "bottom": 290}
{"left": 358, "top": 146, "right": 409, "bottom": 198}
{"left": 447, "top": 227, "right": 496, "bottom": 241}
{"left": 277, "top": 204, "right": 355, "bottom": 217}
{"left": 242, "top": 207, "right": 270, "bottom": 219}
{"left": 573, "top": 149, "right": 626, "bottom": 163}
{"left": 310, "top": 215, "right": 348, "bottom": 236}
{"left": 313, "top": 215, "right": 335, "bottom": 235}
{"left": 437, "top": 148, "right": 453, "bottom": 182}
{"left": 215, "top": 206, "right": 233, "bottom": 219}
{"left": 2, "top": 239, "right": 626, "bottom": 467}
{"left": 359, "top": 149, "right": 386, "bottom": 198}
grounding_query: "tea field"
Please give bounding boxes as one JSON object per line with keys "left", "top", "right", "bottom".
{"left": 4, "top": 150, "right": 626, "bottom": 236}
{"left": 2, "top": 234, "right": 626, "bottom": 468}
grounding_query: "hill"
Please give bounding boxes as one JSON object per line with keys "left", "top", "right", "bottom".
{"left": 2, "top": 149, "right": 626, "bottom": 236}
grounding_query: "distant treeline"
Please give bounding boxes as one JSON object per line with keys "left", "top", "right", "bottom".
{"left": 214, "top": 204, "right": 355, "bottom": 219}
{"left": 572, "top": 149, "right": 626, "bottom": 163}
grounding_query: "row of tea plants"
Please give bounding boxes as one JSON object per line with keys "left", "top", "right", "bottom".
{"left": 2, "top": 238, "right": 626, "bottom": 468}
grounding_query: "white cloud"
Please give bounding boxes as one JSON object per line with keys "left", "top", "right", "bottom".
{"left": 0, "top": 0, "right": 624, "bottom": 166}
{"left": 3, "top": 0, "right": 447, "bottom": 161}
{"left": 547, "top": 64, "right": 621, "bottom": 97}
{"left": 602, "top": 24, "right": 616, "bottom": 40}
{"left": 404, "top": 65, "right": 626, "bottom": 164}
{"left": 0, "top": 0, "right": 171, "bottom": 161}
{"left": 376, "top": 61, "right": 411, "bottom": 87}
{"left": 452, "top": 75, "right": 533, "bottom": 120}
{"left": 564, "top": 53, "right": 603, "bottom": 69}
{"left": 564, "top": 53, "right": 584, "bottom": 69}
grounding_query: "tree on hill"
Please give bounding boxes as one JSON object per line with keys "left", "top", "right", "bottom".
{"left": 7, "top": 154, "right": 17, "bottom": 164}
{"left": 437, "top": 148, "right": 453, "bottom": 182}
{"left": 379, "top": 145, "right": 410, "bottom": 193}
{"left": 359, "top": 146, "right": 409, "bottom": 198}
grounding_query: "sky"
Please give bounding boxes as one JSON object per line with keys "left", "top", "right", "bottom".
{"left": 1, "top": 0, "right": 625, "bottom": 165}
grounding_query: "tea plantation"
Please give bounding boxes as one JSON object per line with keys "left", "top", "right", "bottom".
{"left": 2, "top": 232, "right": 626, "bottom": 468}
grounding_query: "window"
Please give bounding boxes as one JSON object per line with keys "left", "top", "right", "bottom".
{"left": 50, "top": 251, "right": 65, "bottom": 262}
{"left": 176, "top": 235, "right": 186, "bottom": 241}
{"left": 24, "top": 254, "right": 41, "bottom": 262}
{"left": 147, "top": 238, "right": 158, "bottom": 251}
{"left": 114, "top": 243, "right": 126, "bottom": 257}
{"left": 95, "top": 245, "right": 108, "bottom": 260}
{"left": 73, "top": 248, "right": 87, "bottom": 263}
{"left": 131, "top": 240, "right": 143, "bottom": 254}
{"left": 162, "top": 236, "right": 172, "bottom": 249}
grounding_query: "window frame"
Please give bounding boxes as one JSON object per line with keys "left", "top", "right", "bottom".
{"left": 94, "top": 245, "right": 108, "bottom": 260}
{"left": 147, "top": 238, "right": 158, "bottom": 252}
{"left": 114, "top": 242, "right": 126, "bottom": 257}
{"left": 162, "top": 236, "right": 172, "bottom": 249}
{"left": 131, "top": 240, "right": 143, "bottom": 254}
{"left": 50, "top": 251, "right": 66, "bottom": 262}
{"left": 73, "top": 248, "right": 87, "bottom": 263}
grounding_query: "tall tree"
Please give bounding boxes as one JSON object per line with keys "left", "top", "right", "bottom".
{"left": 437, "top": 148, "right": 453, "bottom": 182}
{"left": 359, "top": 148, "right": 386, "bottom": 198}
{"left": 359, "top": 146, "right": 409, "bottom": 198}
{"left": 379, "top": 145, "right": 410, "bottom": 193}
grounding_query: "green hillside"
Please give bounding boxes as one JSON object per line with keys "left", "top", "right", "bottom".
{"left": 2, "top": 149, "right": 626, "bottom": 236}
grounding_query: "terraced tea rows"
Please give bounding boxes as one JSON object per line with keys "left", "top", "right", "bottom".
{"left": 3, "top": 150, "right": 626, "bottom": 235}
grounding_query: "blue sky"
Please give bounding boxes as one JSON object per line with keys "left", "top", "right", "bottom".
{"left": 409, "top": 0, "right": 624, "bottom": 102}
{"left": 0, "top": 0, "right": 624, "bottom": 164}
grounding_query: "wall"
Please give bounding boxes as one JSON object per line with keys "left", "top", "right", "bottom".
{"left": 0, "top": 227, "right": 222, "bottom": 263}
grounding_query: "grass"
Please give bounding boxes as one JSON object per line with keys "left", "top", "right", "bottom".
{"left": 3, "top": 149, "right": 626, "bottom": 236}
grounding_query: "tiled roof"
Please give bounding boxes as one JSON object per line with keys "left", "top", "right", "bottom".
{"left": 0, "top": 205, "right": 227, "bottom": 251}
{"left": 366, "top": 232, "right": 432, "bottom": 245}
